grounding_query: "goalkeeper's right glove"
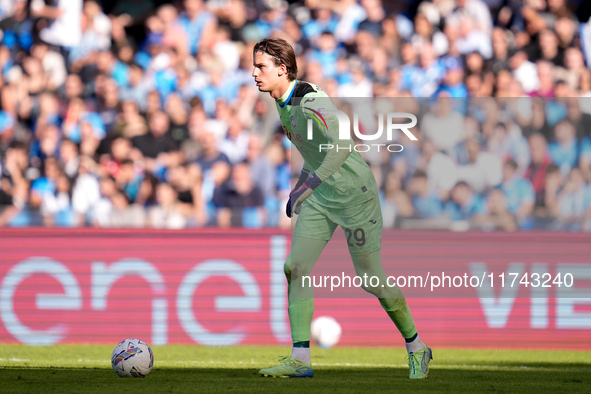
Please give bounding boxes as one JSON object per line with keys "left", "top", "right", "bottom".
{"left": 286, "top": 169, "right": 309, "bottom": 218}
{"left": 287, "top": 170, "right": 323, "bottom": 217}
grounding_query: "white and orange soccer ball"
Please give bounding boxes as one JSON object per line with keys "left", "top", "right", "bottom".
{"left": 111, "top": 338, "right": 154, "bottom": 377}
{"left": 311, "top": 316, "right": 342, "bottom": 349}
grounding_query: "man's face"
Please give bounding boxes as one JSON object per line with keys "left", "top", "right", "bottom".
{"left": 555, "top": 122, "right": 575, "bottom": 143}
{"left": 467, "top": 140, "right": 480, "bottom": 162}
{"left": 150, "top": 112, "right": 170, "bottom": 137}
{"left": 566, "top": 169, "right": 583, "bottom": 191}
{"left": 200, "top": 131, "right": 217, "bottom": 153}
{"left": 529, "top": 135, "right": 547, "bottom": 163}
{"left": 408, "top": 176, "right": 427, "bottom": 195}
{"left": 184, "top": 0, "right": 201, "bottom": 14}
{"left": 252, "top": 51, "right": 285, "bottom": 93}
{"left": 452, "top": 185, "right": 470, "bottom": 205}
{"left": 232, "top": 164, "right": 252, "bottom": 194}
{"left": 503, "top": 164, "right": 516, "bottom": 181}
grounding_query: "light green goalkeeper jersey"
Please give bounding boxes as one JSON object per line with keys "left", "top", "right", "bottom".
{"left": 275, "top": 80, "right": 378, "bottom": 209}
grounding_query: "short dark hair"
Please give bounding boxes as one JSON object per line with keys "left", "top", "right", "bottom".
{"left": 190, "top": 96, "right": 203, "bottom": 110}
{"left": 556, "top": 118, "right": 575, "bottom": 130}
{"left": 546, "top": 163, "right": 560, "bottom": 175}
{"left": 528, "top": 132, "right": 547, "bottom": 143}
{"left": 454, "top": 181, "right": 470, "bottom": 189}
{"left": 494, "top": 122, "right": 507, "bottom": 131}
{"left": 253, "top": 38, "right": 298, "bottom": 81}
{"left": 504, "top": 159, "right": 518, "bottom": 170}
{"left": 412, "top": 169, "right": 428, "bottom": 179}
{"left": 8, "top": 141, "right": 27, "bottom": 151}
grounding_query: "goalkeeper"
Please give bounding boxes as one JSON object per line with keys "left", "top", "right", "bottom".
{"left": 252, "top": 38, "right": 432, "bottom": 379}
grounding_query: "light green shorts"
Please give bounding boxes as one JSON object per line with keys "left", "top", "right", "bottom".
{"left": 293, "top": 195, "right": 383, "bottom": 256}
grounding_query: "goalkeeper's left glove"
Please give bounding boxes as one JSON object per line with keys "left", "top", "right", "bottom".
{"left": 287, "top": 172, "right": 322, "bottom": 217}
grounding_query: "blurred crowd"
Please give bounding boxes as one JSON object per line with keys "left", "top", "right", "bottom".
{"left": 0, "top": 0, "right": 590, "bottom": 231}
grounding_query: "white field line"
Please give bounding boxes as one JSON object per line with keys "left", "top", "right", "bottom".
{"left": 0, "top": 358, "right": 588, "bottom": 372}
{"left": 0, "top": 358, "right": 29, "bottom": 362}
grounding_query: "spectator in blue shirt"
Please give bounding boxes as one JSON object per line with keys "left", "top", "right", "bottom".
{"left": 473, "top": 189, "right": 519, "bottom": 232}
{"left": 444, "top": 181, "right": 487, "bottom": 221}
{"left": 409, "top": 169, "right": 442, "bottom": 219}
{"left": 96, "top": 50, "right": 129, "bottom": 87}
{"left": 487, "top": 122, "right": 531, "bottom": 172}
{"left": 434, "top": 56, "right": 468, "bottom": 99}
{"left": 549, "top": 119, "right": 579, "bottom": 176}
{"left": 555, "top": 167, "right": 591, "bottom": 231}
{"left": 302, "top": 5, "right": 338, "bottom": 43}
{"left": 580, "top": 136, "right": 591, "bottom": 182}
{"left": 29, "top": 156, "right": 60, "bottom": 212}
{"left": 29, "top": 124, "right": 60, "bottom": 167}
{"left": 119, "top": 63, "right": 150, "bottom": 112}
{"left": 193, "top": 61, "right": 240, "bottom": 117}
{"left": 307, "top": 32, "right": 343, "bottom": 79}
{"left": 498, "top": 159, "right": 535, "bottom": 226}
{"left": 153, "top": 48, "right": 179, "bottom": 103}
{"left": 178, "top": 0, "right": 216, "bottom": 55}
{"left": 68, "top": 12, "right": 101, "bottom": 67}
{"left": 0, "top": 0, "right": 33, "bottom": 54}
{"left": 400, "top": 42, "right": 445, "bottom": 97}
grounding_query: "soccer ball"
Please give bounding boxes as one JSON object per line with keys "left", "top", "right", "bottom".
{"left": 111, "top": 338, "right": 154, "bottom": 377}
{"left": 311, "top": 316, "right": 342, "bottom": 349}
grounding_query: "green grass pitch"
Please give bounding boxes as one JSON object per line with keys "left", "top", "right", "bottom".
{"left": 0, "top": 345, "right": 589, "bottom": 393}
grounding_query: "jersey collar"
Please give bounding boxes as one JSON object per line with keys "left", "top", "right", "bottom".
{"left": 277, "top": 80, "right": 298, "bottom": 108}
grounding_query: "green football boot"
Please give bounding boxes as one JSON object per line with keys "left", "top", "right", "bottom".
{"left": 259, "top": 356, "right": 314, "bottom": 378}
{"left": 407, "top": 346, "right": 433, "bottom": 379}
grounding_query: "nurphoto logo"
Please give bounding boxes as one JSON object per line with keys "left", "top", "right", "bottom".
{"left": 305, "top": 108, "right": 418, "bottom": 153}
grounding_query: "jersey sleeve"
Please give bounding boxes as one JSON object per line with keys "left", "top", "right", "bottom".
{"left": 301, "top": 92, "right": 354, "bottom": 182}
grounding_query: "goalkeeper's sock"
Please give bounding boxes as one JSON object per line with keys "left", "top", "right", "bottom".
{"left": 405, "top": 334, "right": 425, "bottom": 354}
{"left": 291, "top": 342, "right": 311, "bottom": 364}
